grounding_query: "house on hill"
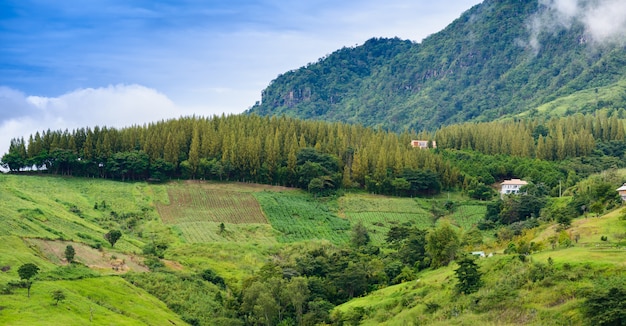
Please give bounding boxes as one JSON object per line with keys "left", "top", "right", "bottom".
{"left": 500, "top": 179, "right": 528, "bottom": 197}
{"left": 617, "top": 183, "right": 626, "bottom": 201}
{"left": 411, "top": 140, "right": 436, "bottom": 149}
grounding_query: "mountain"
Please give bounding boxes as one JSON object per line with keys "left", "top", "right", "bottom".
{"left": 248, "top": 0, "right": 626, "bottom": 131}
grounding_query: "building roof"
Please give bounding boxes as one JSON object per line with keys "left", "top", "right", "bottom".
{"left": 501, "top": 179, "right": 528, "bottom": 186}
{"left": 617, "top": 184, "right": 626, "bottom": 191}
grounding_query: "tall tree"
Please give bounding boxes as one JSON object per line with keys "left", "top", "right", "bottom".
{"left": 455, "top": 255, "right": 482, "bottom": 294}
{"left": 426, "top": 223, "right": 460, "bottom": 268}
{"left": 18, "top": 263, "right": 40, "bottom": 298}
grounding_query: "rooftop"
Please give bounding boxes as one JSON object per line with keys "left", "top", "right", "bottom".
{"left": 501, "top": 179, "right": 528, "bottom": 185}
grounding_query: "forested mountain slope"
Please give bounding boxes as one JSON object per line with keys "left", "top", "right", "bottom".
{"left": 248, "top": 0, "right": 626, "bottom": 131}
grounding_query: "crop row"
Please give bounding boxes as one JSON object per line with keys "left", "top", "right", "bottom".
{"left": 157, "top": 186, "right": 268, "bottom": 225}
{"left": 174, "top": 222, "right": 277, "bottom": 244}
{"left": 449, "top": 205, "right": 486, "bottom": 229}
{"left": 255, "top": 192, "right": 350, "bottom": 244}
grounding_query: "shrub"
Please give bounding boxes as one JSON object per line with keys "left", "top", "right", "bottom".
{"left": 583, "top": 283, "right": 626, "bottom": 325}
{"left": 200, "top": 269, "right": 225, "bottom": 288}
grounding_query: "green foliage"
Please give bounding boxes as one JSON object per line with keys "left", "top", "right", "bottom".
{"left": 51, "top": 289, "right": 65, "bottom": 305}
{"left": 104, "top": 229, "right": 122, "bottom": 248}
{"left": 4, "top": 115, "right": 462, "bottom": 195}
{"left": 200, "top": 268, "right": 225, "bottom": 288}
{"left": 425, "top": 223, "right": 459, "bottom": 268}
{"left": 17, "top": 263, "right": 39, "bottom": 298}
{"left": 350, "top": 221, "right": 370, "bottom": 248}
{"left": 64, "top": 245, "right": 75, "bottom": 263}
{"left": 249, "top": 0, "right": 626, "bottom": 134}
{"left": 582, "top": 278, "right": 626, "bottom": 326}
{"left": 124, "top": 271, "right": 233, "bottom": 326}
{"left": 454, "top": 255, "right": 482, "bottom": 294}
{"left": 17, "top": 263, "right": 39, "bottom": 281}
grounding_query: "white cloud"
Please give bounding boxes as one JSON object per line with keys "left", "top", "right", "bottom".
{"left": 0, "top": 84, "right": 225, "bottom": 156}
{"left": 528, "top": 0, "right": 626, "bottom": 52}
{"left": 26, "top": 84, "right": 183, "bottom": 127}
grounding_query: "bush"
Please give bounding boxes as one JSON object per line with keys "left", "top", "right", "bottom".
{"left": 200, "top": 269, "right": 225, "bottom": 288}
{"left": 583, "top": 283, "right": 626, "bottom": 325}
{"left": 144, "top": 257, "right": 165, "bottom": 271}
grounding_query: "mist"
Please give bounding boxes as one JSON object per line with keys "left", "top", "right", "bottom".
{"left": 527, "top": 0, "right": 626, "bottom": 52}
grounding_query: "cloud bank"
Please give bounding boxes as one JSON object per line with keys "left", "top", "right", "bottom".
{"left": 0, "top": 84, "right": 202, "bottom": 156}
{"left": 527, "top": 0, "right": 626, "bottom": 52}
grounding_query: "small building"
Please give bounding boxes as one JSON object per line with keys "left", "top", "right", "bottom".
{"left": 617, "top": 183, "right": 626, "bottom": 201}
{"left": 411, "top": 140, "right": 436, "bottom": 149}
{"left": 500, "top": 179, "right": 528, "bottom": 197}
{"left": 471, "top": 251, "right": 486, "bottom": 258}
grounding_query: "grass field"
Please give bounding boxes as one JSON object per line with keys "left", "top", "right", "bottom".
{"left": 0, "top": 277, "right": 187, "bottom": 325}
{"left": 0, "top": 174, "right": 156, "bottom": 252}
{"left": 338, "top": 193, "right": 488, "bottom": 244}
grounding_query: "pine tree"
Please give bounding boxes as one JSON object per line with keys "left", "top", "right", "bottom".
{"left": 455, "top": 255, "right": 482, "bottom": 294}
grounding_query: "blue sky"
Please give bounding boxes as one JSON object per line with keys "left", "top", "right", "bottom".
{"left": 0, "top": 0, "right": 484, "bottom": 154}
{"left": 0, "top": 0, "right": 486, "bottom": 153}
{"left": 2, "top": 1, "right": 626, "bottom": 157}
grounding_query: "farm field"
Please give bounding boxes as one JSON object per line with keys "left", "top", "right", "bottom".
{"left": 338, "top": 193, "right": 432, "bottom": 243}
{"left": 254, "top": 191, "right": 351, "bottom": 244}
{"left": 445, "top": 205, "right": 487, "bottom": 229}
{"left": 156, "top": 181, "right": 289, "bottom": 243}
{"left": 157, "top": 181, "right": 269, "bottom": 224}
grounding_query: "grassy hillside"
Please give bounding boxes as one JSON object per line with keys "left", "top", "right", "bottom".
{"left": 1, "top": 173, "right": 623, "bottom": 325}
{"left": 338, "top": 194, "right": 487, "bottom": 244}
{"left": 0, "top": 276, "right": 187, "bottom": 326}
{"left": 333, "top": 210, "right": 626, "bottom": 325}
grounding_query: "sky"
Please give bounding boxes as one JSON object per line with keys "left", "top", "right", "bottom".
{"left": 0, "top": 0, "right": 483, "bottom": 156}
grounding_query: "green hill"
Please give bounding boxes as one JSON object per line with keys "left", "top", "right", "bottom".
{"left": 248, "top": 0, "right": 626, "bottom": 131}
{"left": 1, "top": 173, "right": 624, "bottom": 325}
{"left": 333, "top": 211, "right": 626, "bottom": 325}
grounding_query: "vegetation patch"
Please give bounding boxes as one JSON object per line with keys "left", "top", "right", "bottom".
{"left": 156, "top": 181, "right": 269, "bottom": 225}
{"left": 26, "top": 239, "right": 148, "bottom": 273}
{"left": 255, "top": 191, "right": 351, "bottom": 244}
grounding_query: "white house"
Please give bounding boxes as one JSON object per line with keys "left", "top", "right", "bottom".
{"left": 500, "top": 179, "right": 528, "bottom": 197}
{"left": 617, "top": 183, "right": 626, "bottom": 201}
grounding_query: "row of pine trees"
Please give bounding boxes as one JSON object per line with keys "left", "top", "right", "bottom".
{"left": 435, "top": 111, "right": 625, "bottom": 160}
{"left": 2, "top": 111, "right": 624, "bottom": 195}
{"left": 2, "top": 115, "right": 458, "bottom": 194}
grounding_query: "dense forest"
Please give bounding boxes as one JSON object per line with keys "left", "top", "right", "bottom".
{"left": 2, "top": 111, "right": 625, "bottom": 200}
{"left": 248, "top": 0, "right": 626, "bottom": 131}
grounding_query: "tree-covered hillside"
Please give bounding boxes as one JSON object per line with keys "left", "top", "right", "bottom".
{"left": 248, "top": 0, "right": 626, "bottom": 131}
{"left": 3, "top": 111, "right": 626, "bottom": 200}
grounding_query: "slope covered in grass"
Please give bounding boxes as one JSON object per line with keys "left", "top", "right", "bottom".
{"left": 333, "top": 211, "right": 626, "bottom": 325}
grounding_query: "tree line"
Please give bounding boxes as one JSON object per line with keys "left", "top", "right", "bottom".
{"left": 435, "top": 111, "right": 625, "bottom": 160}
{"left": 3, "top": 112, "right": 626, "bottom": 197}
{"left": 1, "top": 114, "right": 457, "bottom": 196}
